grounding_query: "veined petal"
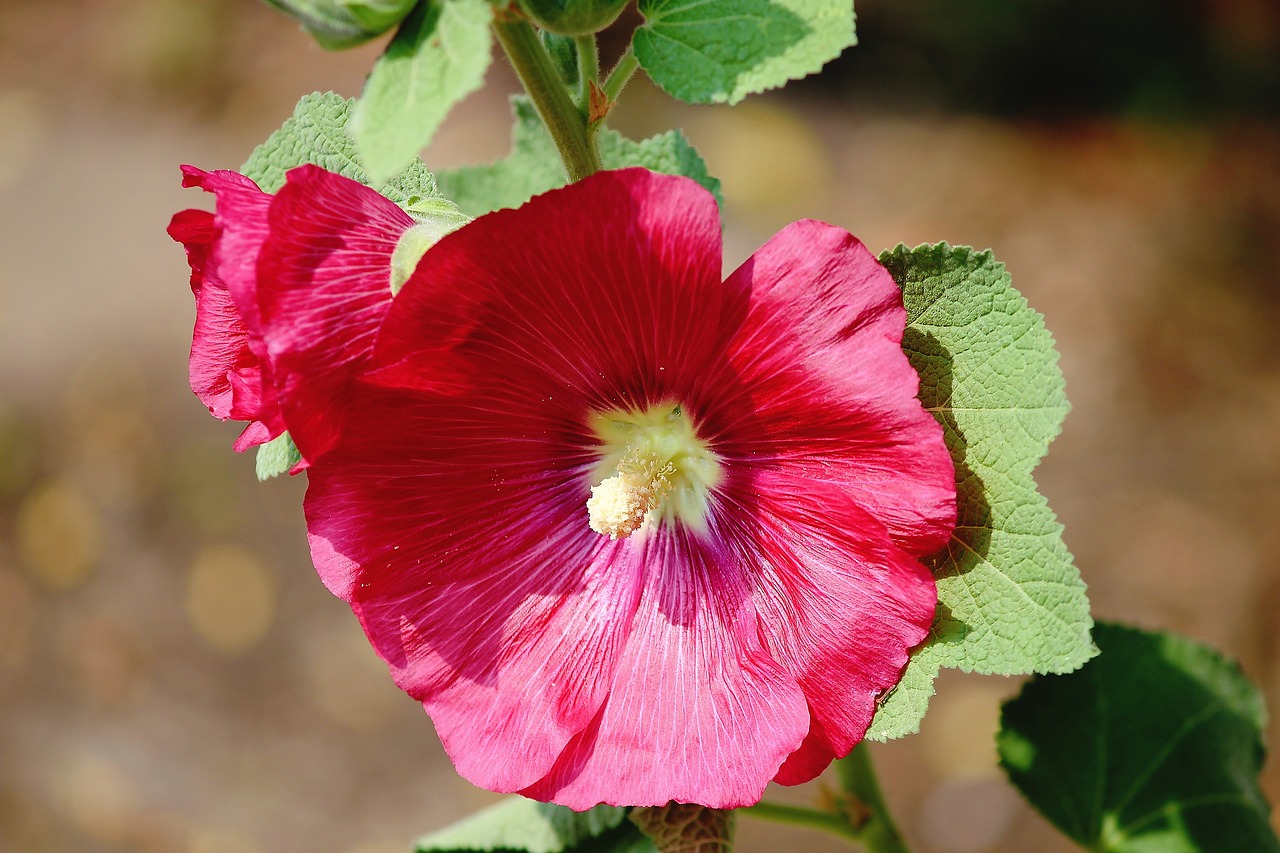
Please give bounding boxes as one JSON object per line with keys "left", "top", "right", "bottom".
{"left": 372, "top": 168, "right": 736, "bottom": 412}
{"left": 282, "top": 169, "right": 957, "bottom": 809}
{"left": 167, "top": 208, "right": 213, "bottom": 297}
{"left": 304, "top": 385, "right": 638, "bottom": 791}
{"left": 256, "top": 165, "right": 413, "bottom": 463}
{"left": 522, "top": 526, "right": 808, "bottom": 809}
{"left": 708, "top": 221, "right": 955, "bottom": 557}
{"left": 169, "top": 207, "right": 241, "bottom": 418}
{"left": 176, "top": 165, "right": 285, "bottom": 444}
{"left": 718, "top": 470, "right": 935, "bottom": 785}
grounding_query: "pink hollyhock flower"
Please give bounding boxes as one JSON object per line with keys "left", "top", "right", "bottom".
{"left": 293, "top": 168, "right": 956, "bottom": 809}
{"left": 167, "top": 164, "right": 462, "bottom": 461}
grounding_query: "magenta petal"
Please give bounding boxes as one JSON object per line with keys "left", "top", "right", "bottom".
{"left": 255, "top": 165, "right": 411, "bottom": 462}
{"left": 719, "top": 470, "right": 935, "bottom": 785}
{"left": 167, "top": 208, "right": 213, "bottom": 296}
{"left": 303, "top": 380, "right": 640, "bottom": 791}
{"left": 286, "top": 170, "right": 957, "bottom": 808}
{"left": 175, "top": 166, "right": 285, "bottom": 445}
{"left": 373, "top": 168, "right": 731, "bottom": 411}
{"left": 713, "top": 220, "right": 955, "bottom": 557}
{"left": 522, "top": 529, "right": 809, "bottom": 810}
{"left": 188, "top": 273, "right": 260, "bottom": 421}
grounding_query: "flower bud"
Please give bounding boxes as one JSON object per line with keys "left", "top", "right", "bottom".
{"left": 517, "top": 0, "right": 629, "bottom": 37}
{"left": 390, "top": 200, "right": 472, "bottom": 295}
{"left": 263, "top": 0, "right": 418, "bottom": 50}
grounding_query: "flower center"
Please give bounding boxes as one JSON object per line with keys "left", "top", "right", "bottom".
{"left": 586, "top": 403, "right": 721, "bottom": 540}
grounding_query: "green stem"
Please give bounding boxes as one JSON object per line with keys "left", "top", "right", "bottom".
{"left": 835, "top": 743, "right": 910, "bottom": 853}
{"left": 745, "top": 744, "right": 910, "bottom": 852}
{"left": 574, "top": 34, "right": 599, "bottom": 111}
{"left": 602, "top": 45, "right": 639, "bottom": 104}
{"left": 742, "top": 801, "right": 860, "bottom": 842}
{"left": 492, "top": 17, "right": 601, "bottom": 181}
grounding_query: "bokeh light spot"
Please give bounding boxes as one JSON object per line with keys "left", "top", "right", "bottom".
{"left": 184, "top": 545, "right": 275, "bottom": 655}
{"left": 16, "top": 481, "right": 102, "bottom": 591}
{"left": 48, "top": 752, "right": 139, "bottom": 844}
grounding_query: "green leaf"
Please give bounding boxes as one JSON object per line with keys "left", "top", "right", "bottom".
{"left": 632, "top": 0, "right": 855, "bottom": 104}
{"left": 437, "top": 98, "right": 722, "bottom": 216}
{"left": 867, "top": 243, "right": 1094, "bottom": 740}
{"left": 416, "top": 798, "right": 655, "bottom": 853}
{"left": 255, "top": 432, "right": 301, "bottom": 481}
{"left": 239, "top": 91, "right": 445, "bottom": 206}
{"left": 351, "top": 0, "right": 492, "bottom": 186}
{"left": 240, "top": 92, "right": 455, "bottom": 477}
{"left": 999, "top": 623, "right": 1279, "bottom": 853}
{"left": 597, "top": 130, "right": 721, "bottom": 203}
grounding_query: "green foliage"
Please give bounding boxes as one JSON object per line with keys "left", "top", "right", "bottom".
{"left": 240, "top": 91, "right": 454, "bottom": 478}
{"left": 867, "top": 243, "right": 1094, "bottom": 739}
{"left": 255, "top": 433, "right": 301, "bottom": 481}
{"left": 240, "top": 91, "right": 445, "bottom": 205}
{"left": 999, "top": 623, "right": 1279, "bottom": 853}
{"left": 437, "top": 99, "right": 721, "bottom": 216}
{"left": 632, "top": 0, "right": 855, "bottom": 104}
{"left": 262, "top": 0, "right": 418, "bottom": 49}
{"left": 351, "top": 0, "right": 492, "bottom": 186}
{"left": 416, "top": 798, "right": 655, "bottom": 853}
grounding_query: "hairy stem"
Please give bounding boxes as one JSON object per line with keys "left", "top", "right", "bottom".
{"left": 492, "top": 16, "right": 602, "bottom": 181}
{"left": 602, "top": 45, "right": 639, "bottom": 104}
{"left": 574, "top": 34, "right": 599, "bottom": 111}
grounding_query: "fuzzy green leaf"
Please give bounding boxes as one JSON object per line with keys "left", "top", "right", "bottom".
{"left": 351, "top": 0, "right": 492, "bottom": 186}
{"left": 240, "top": 91, "right": 446, "bottom": 206}
{"left": 999, "top": 623, "right": 1278, "bottom": 853}
{"left": 239, "top": 92, "right": 452, "bottom": 477}
{"left": 416, "top": 798, "right": 655, "bottom": 853}
{"left": 437, "top": 98, "right": 721, "bottom": 216}
{"left": 254, "top": 433, "right": 301, "bottom": 481}
{"left": 867, "top": 243, "right": 1094, "bottom": 740}
{"left": 632, "top": 0, "right": 855, "bottom": 104}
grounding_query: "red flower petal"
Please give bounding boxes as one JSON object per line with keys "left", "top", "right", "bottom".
{"left": 370, "top": 168, "right": 732, "bottom": 410}
{"left": 719, "top": 471, "right": 935, "bottom": 785}
{"left": 520, "top": 527, "right": 809, "bottom": 809}
{"left": 255, "top": 165, "right": 412, "bottom": 462}
{"left": 708, "top": 220, "right": 956, "bottom": 557}
{"left": 303, "top": 383, "right": 639, "bottom": 791}
{"left": 296, "top": 169, "right": 955, "bottom": 808}
{"left": 173, "top": 166, "right": 284, "bottom": 445}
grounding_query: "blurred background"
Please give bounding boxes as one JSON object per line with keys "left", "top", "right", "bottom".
{"left": 1, "top": 0, "right": 1278, "bottom": 850}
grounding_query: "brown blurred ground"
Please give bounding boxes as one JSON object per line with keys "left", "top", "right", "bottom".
{"left": 1, "top": 1, "right": 1278, "bottom": 852}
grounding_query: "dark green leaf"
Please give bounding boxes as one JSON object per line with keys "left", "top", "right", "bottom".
{"left": 633, "top": 0, "right": 854, "bottom": 104}
{"left": 999, "top": 623, "right": 1278, "bottom": 853}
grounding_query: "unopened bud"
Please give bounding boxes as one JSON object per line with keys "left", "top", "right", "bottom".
{"left": 263, "top": 0, "right": 417, "bottom": 49}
